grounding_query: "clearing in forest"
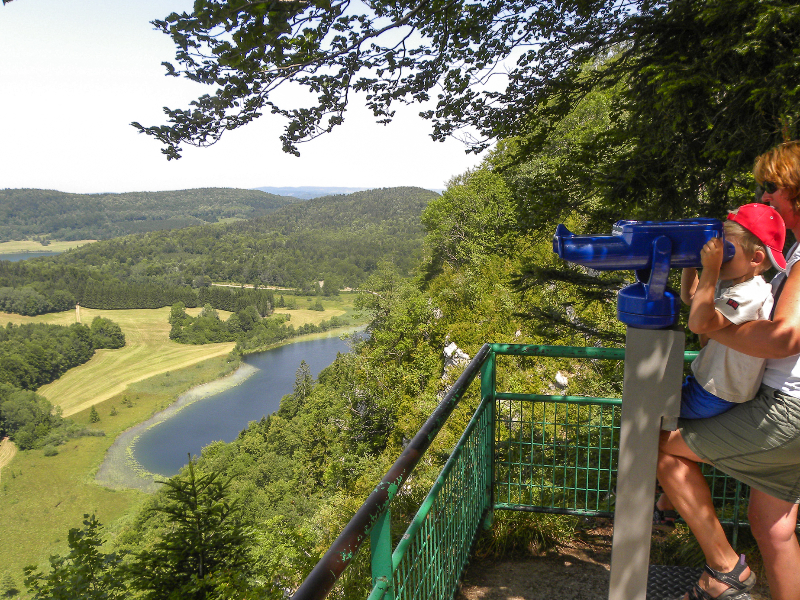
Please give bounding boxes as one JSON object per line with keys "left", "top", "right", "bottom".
{"left": 0, "top": 239, "right": 96, "bottom": 254}
{"left": 1, "top": 306, "right": 236, "bottom": 416}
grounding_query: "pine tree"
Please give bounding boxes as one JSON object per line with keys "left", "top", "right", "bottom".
{"left": 126, "top": 460, "right": 253, "bottom": 600}
{"left": 89, "top": 406, "right": 99, "bottom": 423}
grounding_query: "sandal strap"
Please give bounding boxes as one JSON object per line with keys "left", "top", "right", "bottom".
{"left": 653, "top": 501, "right": 678, "bottom": 521}
{"left": 704, "top": 555, "right": 753, "bottom": 591}
{"left": 688, "top": 582, "right": 714, "bottom": 600}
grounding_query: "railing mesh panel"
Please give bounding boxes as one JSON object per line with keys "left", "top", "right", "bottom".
{"left": 495, "top": 397, "right": 620, "bottom": 515}
{"left": 391, "top": 398, "right": 492, "bottom": 600}
{"left": 305, "top": 345, "right": 760, "bottom": 600}
{"left": 494, "top": 395, "right": 747, "bottom": 526}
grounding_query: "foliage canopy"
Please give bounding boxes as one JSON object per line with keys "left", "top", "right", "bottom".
{"left": 24, "top": 514, "right": 125, "bottom": 600}
{"left": 126, "top": 462, "right": 254, "bottom": 599}
{"left": 134, "top": 0, "right": 800, "bottom": 213}
{"left": 134, "top": 0, "right": 636, "bottom": 157}
{"left": 0, "top": 188, "right": 301, "bottom": 242}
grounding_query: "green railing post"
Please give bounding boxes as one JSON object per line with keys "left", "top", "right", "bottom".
{"left": 481, "top": 349, "right": 496, "bottom": 529}
{"left": 370, "top": 508, "right": 395, "bottom": 600}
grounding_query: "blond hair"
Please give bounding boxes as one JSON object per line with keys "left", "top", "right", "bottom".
{"left": 753, "top": 141, "right": 800, "bottom": 211}
{"left": 724, "top": 220, "right": 770, "bottom": 274}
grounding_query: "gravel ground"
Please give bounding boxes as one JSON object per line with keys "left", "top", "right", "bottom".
{"left": 455, "top": 522, "right": 772, "bottom": 600}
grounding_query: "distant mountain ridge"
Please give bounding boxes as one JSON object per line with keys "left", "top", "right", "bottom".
{"left": 254, "top": 185, "right": 370, "bottom": 199}
{"left": 0, "top": 188, "right": 305, "bottom": 242}
{"left": 254, "top": 185, "right": 444, "bottom": 199}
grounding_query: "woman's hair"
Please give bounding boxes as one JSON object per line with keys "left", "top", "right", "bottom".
{"left": 753, "top": 140, "right": 800, "bottom": 210}
{"left": 723, "top": 220, "right": 770, "bottom": 274}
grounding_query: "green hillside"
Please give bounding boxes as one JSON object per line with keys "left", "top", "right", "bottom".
{"left": 0, "top": 187, "right": 438, "bottom": 314}
{"left": 0, "top": 188, "right": 304, "bottom": 242}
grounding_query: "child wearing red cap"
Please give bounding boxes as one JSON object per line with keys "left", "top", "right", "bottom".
{"left": 655, "top": 202, "right": 786, "bottom": 529}
{"left": 679, "top": 202, "right": 786, "bottom": 420}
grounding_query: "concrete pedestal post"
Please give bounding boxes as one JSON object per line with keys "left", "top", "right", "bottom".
{"left": 608, "top": 326, "right": 684, "bottom": 600}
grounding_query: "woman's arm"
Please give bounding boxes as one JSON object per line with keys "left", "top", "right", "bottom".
{"left": 707, "top": 268, "right": 800, "bottom": 359}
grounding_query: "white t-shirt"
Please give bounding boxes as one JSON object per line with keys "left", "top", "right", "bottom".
{"left": 762, "top": 243, "right": 800, "bottom": 396}
{"left": 691, "top": 275, "right": 774, "bottom": 403}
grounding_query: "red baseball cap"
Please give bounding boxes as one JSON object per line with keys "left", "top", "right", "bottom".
{"left": 728, "top": 203, "right": 787, "bottom": 271}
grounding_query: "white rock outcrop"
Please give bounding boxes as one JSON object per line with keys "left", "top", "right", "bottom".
{"left": 443, "top": 341, "right": 470, "bottom": 373}
{"left": 555, "top": 371, "right": 569, "bottom": 389}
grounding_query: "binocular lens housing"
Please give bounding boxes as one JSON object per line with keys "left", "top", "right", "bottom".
{"left": 553, "top": 218, "right": 734, "bottom": 329}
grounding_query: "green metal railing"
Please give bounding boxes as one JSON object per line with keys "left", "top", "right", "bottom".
{"left": 291, "top": 343, "right": 748, "bottom": 600}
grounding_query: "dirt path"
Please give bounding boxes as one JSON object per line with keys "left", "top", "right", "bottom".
{"left": 456, "top": 523, "right": 772, "bottom": 600}
{"left": 457, "top": 524, "right": 614, "bottom": 600}
{"left": 0, "top": 437, "right": 18, "bottom": 483}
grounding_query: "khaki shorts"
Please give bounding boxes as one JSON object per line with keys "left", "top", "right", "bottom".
{"left": 680, "top": 385, "right": 800, "bottom": 504}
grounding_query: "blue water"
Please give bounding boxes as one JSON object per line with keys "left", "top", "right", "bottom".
{"left": 133, "top": 335, "right": 353, "bottom": 476}
{"left": 0, "top": 251, "right": 61, "bottom": 262}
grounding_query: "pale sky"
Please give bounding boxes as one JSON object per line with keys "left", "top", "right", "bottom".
{"left": 0, "top": 0, "right": 485, "bottom": 194}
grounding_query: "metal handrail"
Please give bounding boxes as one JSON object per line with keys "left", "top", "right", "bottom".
{"left": 290, "top": 344, "right": 492, "bottom": 600}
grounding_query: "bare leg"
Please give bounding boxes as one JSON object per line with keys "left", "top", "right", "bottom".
{"left": 657, "top": 430, "right": 752, "bottom": 598}
{"left": 748, "top": 488, "right": 800, "bottom": 600}
{"left": 656, "top": 491, "right": 675, "bottom": 512}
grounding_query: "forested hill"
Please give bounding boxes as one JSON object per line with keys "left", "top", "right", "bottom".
{"left": 0, "top": 188, "right": 304, "bottom": 242}
{"left": 58, "top": 186, "right": 438, "bottom": 289}
{"left": 244, "top": 186, "right": 435, "bottom": 233}
{"left": 0, "top": 187, "right": 439, "bottom": 314}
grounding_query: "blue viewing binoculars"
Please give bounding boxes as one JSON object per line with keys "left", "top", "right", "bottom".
{"left": 553, "top": 219, "right": 735, "bottom": 329}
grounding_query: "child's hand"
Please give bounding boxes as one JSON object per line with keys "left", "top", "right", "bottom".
{"left": 700, "top": 237, "right": 724, "bottom": 273}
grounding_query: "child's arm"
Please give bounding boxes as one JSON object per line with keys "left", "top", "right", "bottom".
{"left": 681, "top": 267, "right": 700, "bottom": 305}
{"left": 683, "top": 267, "right": 712, "bottom": 346}
{"left": 686, "top": 238, "right": 733, "bottom": 334}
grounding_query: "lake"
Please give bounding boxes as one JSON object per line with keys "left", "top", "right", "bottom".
{"left": 133, "top": 334, "right": 354, "bottom": 476}
{"left": 0, "top": 251, "right": 61, "bottom": 262}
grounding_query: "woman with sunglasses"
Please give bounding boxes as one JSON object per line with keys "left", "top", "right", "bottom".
{"left": 657, "top": 140, "right": 800, "bottom": 600}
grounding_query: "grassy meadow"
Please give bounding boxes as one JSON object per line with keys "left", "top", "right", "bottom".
{"left": 0, "top": 353, "right": 241, "bottom": 583}
{"left": 5, "top": 306, "right": 237, "bottom": 417}
{"left": 274, "top": 291, "right": 360, "bottom": 327}
{"left": 0, "top": 239, "right": 96, "bottom": 254}
{"left": 0, "top": 292, "right": 364, "bottom": 588}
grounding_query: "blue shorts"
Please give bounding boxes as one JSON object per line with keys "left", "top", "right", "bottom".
{"left": 680, "top": 375, "right": 737, "bottom": 419}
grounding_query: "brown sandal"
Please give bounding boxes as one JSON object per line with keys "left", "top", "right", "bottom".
{"left": 653, "top": 501, "right": 677, "bottom": 531}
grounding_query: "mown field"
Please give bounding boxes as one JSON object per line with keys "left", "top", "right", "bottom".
{"left": 0, "top": 293, "right": 364, "bottom": 590}
{"left": 0, "top": 353, "right": 244, "bottom": 587}
{"left": 274, "top": 299, "right": 353, "bottom": 327}
{"left": 4, "top": 306, "right": 236, "bottom": 417}
{"left": 0, "top": 239, "right": 96, "bottom": 254}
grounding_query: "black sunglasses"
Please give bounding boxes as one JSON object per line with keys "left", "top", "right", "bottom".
{"left": 755, "top": 180, "right": 779, "bottom": 201}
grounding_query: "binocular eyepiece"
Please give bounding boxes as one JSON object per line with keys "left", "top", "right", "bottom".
{"left": 553, "top": 219, "right": 734, "bottom": 329}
